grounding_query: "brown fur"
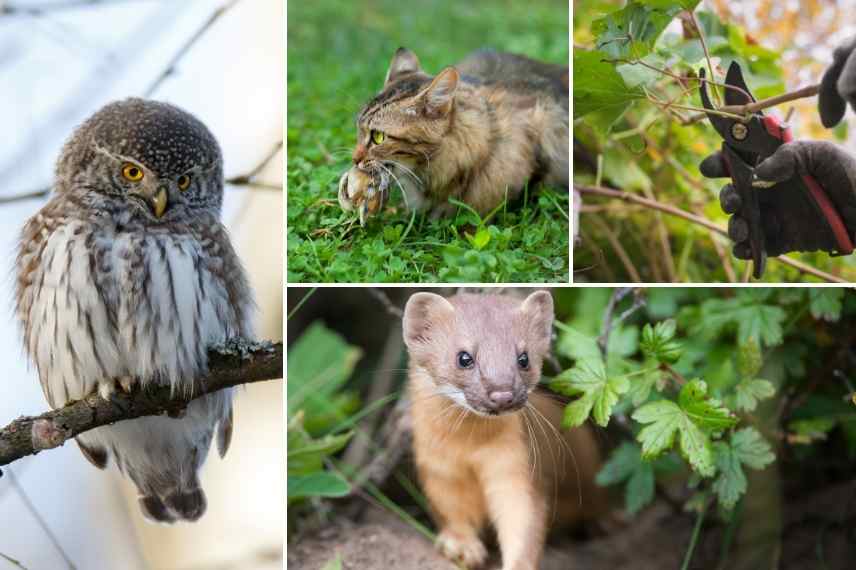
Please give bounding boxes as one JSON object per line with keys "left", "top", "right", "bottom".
{"left": 339, "top": 48, "right": 569, "bottom": 223}
{"left": 403, "top": 292, "right": 605, "bottom": 570}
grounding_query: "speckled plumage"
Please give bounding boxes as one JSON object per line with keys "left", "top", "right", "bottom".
{"left": 14, "top": 98, "right": 254, "bottom": 523}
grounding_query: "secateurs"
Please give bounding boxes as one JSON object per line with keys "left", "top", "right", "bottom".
{"left": 699, "top": 61, "right": 854, "bottom": 278}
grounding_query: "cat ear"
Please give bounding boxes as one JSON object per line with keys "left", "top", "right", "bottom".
{"left": 419, "top": 67, "right": 459, "bottom": 117}
{"left": 385, "top": 47, "right": 422, "bottom": 84}
{"left": 520, "top": 290, "right": 554, "bottom": 345}
{"left": 403, "top": 292, "right": 455, "bottom": 350}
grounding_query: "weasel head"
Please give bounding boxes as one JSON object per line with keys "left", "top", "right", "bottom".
{"left": 403, "top": 291, "right": 554, "bottom": 416}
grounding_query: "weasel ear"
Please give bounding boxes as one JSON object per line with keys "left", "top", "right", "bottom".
{"left": 403, "top": 292, "right": 455, "bottom": 349}
{"left": 520, "top": 290, "right": 554, "bottom": 344}
{"left": 419, "top": 67, "right": 458, "bottom": 117}
{"left": 385, "top": 47, "right": 422, "bottom": 85}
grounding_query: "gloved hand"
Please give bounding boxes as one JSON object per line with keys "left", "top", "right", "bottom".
{"left": 819, "top": 36, "right": 856, "bottom": 127}
{"left": 700, "top": 140, "right": 856, "bottom": 257}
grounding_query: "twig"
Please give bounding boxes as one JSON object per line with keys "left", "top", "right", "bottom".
{"left": 597, "top": 288, "right": 645, "bottom": 358}
{"left": 681, "top": 498, "right": 709, "bottom": 570}
{"left": 588, "top": 215, "right": 642, "bottom": 283}
{"left": 575, "top": 184, "right": 849, "bottom": 283}
{"left": 0, "top": 340, "right": 282, "bottom": 470}
{"left": 682, "top": 84, "right": 820, "bottom": 125}
{"left": 367, "top": 288, "right": 404, "bottom": 319}
{"left": 6, "top": 469, "right": 75, "bottom": 569}
{"left": 689, "top": 10, "right": 719, "bottom": 106}
{"left": 226, "top": 141, "right": 283, "bottom": 191}
{"left": 144, "top": 0, "right": 241, "bottom": 97}
{"left": 0, "top": 0, "right": 148, "bottom": 16}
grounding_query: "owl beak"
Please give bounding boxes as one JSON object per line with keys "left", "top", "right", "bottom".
{"left": 131, "top": 186, "right": 169, "bottom": 218}
{"left": 151, "top": 187, "right": 168, "bottom": 218}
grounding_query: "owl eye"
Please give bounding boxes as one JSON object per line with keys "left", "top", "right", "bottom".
{"left": 177, "top": 174, "right": 191, "bottom": 191}
{"left": 121, "top": 163, "right": 144, "bottom": 182}
{"left": 370, "top": 130, "right": 385, "bottom": 145}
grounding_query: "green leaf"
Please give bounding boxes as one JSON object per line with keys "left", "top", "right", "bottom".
{"left": 322, "top": 556, "right": 343, "bottom": 570}
{"left": 287, "top": 322, "right": 363, "bottom": 434}
{"left": 731, "top": 427, "right": 775, "bottom": 470}
{"left": 627, "top": 365, "right": 664, "bottom": 406}
{"left": 809, "top": 288, "right": 844, "bottom": 322}
{"left": 736, "top": 338, "right": 763, "bottom": 379}
{"left": 552, "top": 358, "right": 630, "bottom": 427}
{"left": 592, "top": 2, "right": 692, "bottom": 60}
{"left": 734, "top": 379, "right": 775, "bottom": 412}
{"left": 288, "top": 431, "right": 354, "bottom": 476}
{"left": 712, "top": 428, "right": 774, "bottom": 509}
{"left": 288, "top": 472, "right": 351, "bottom": 502}
{"left": 573, "top": 50, "right": 645, "bottom": 129}
{"left": 595, "top": 442, "right": 655, "bottom": 515}
{"left": 640, "top": 319, "right": 682, "bottom": 363}
{"left": 633, "top": 381, "right": 736, "bottom": 477}
{"left": 688, "top": 293, "right": 787, "bottom": 347}
{"left": 467, "top": 227, "right": 492, "bottom": 250}
{"left": 625, "top": 461, "right": 656, "bottom": 515}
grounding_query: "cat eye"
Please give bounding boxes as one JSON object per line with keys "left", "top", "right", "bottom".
{"left": 121, "top": 163, "right": 144, "bottom": 182}
{"left": 457, "top": 351, "right": 474, "bottom": 369}
{"left": 517, "top": 352, "right": 530, "bottom": 370}
{"left": 177, "top": 174, "right": 192, "bottom": 191}
{"left": 370, "top": 129, "right": 385, "bottom": 145}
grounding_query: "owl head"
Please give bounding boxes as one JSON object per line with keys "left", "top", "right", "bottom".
{"left": 56, "top": 98, "right": 224, "bottom": 223}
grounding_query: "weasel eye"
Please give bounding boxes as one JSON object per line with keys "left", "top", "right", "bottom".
{"left": 371, "top": 130, "right": 385, "bottom": 145}
{"left": 517, "top": 352, "right": 530, "bottom": 370}
{"left": 121, "top": 163, "right": 144, "bottom": 182}
{"left": 457, "top": 351, "right": 474, "bottom": 369}
{"left": 177, "top": 174, "right": 191, "bottom": 191}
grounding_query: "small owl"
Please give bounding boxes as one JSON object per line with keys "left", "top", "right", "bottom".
{"left": 14, "top": 98, "right": 254, "bottom": 523}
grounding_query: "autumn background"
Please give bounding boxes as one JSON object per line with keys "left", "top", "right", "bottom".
{"left": 573, "top": 0, "right": 856, "bottom": 282}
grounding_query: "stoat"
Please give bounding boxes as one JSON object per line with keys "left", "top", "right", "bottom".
{"left": 403, "top": 291, "right": 605, "bottom": 570}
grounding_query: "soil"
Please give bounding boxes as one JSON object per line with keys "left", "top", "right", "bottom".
{"left": 288, "top": 480, "right": 856, "bottom": 570}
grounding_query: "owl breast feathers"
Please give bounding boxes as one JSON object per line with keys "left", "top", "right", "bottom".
{"left": 14, "top": 98, "right": 255, "bottom": 523}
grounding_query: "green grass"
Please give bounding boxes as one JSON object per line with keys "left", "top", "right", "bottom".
{"left": 286, "top": 0, "right": 570, "bottom": 283}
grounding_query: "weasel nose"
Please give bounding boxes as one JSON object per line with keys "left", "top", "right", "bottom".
{"left": 488, "top": 391, "right": 516, "bottom": 411}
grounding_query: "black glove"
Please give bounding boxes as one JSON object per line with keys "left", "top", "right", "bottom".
{"left": 700, "top": 141, "right": 856, "bottom": 257}
{"left": 819, "top": 36, "right": 856, "bottom": 127}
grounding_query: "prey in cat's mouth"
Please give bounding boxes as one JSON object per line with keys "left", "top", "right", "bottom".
{"left": 337, "top": 166, "right": 391, "bottom": 226}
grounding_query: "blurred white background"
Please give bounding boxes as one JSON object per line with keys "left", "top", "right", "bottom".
{"left": 0, "top": 1, "right": 283, "bottom": 569}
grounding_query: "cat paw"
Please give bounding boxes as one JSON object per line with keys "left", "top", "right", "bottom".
{"left": 436, "top": 529, "right": 487, "bottom": 568}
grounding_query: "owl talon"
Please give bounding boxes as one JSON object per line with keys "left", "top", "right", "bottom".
{"left": 118, "top": 376, "right": 135, "bottom": 393}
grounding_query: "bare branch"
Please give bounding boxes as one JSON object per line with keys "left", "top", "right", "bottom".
{"left": 226, "top": 141, "right": 284, "bottom": 191}
{"left": 0, "top": 339, "right": 282, "bottom": 472}
{"left": 367, "top": 288, "right": 404, "bottom": 319}
{"left": 598, "top": 288, "right": 645, "bottom": 359}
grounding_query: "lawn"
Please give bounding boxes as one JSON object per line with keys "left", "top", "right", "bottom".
{"left": 286, "top": 0, "right": 570, "bottom": 283}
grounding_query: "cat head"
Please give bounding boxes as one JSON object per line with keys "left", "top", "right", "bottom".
{"left": 352, "top": 47, "right": 459, "bottom": 170}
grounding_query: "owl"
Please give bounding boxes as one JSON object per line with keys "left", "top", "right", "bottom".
{"left": 14, "top": 98, "right": 254, "bottom": 523}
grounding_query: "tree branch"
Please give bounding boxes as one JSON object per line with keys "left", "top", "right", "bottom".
{"left": 575, "top": 183, "right": 849, "bottom": 283}
{"left": 0, "top": 339, "right": 282, "bottom": 472}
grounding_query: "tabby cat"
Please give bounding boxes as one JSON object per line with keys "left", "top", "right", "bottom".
{"left": 338, "top": 47, "right": 569, "bottom": 224}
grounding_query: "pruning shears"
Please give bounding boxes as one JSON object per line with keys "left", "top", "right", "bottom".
{"left": 699, "top": 61, "right": 854, "bottom": 278}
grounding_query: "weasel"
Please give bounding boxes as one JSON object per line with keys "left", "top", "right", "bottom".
{"left": 403, "top": 291, "right": 605, "bottom": 570}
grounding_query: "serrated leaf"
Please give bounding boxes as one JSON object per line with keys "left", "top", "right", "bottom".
{"left": 712, "top": 428, "right": 774, "bottom": 509}
{"left": 734, "top": 379, "right": 775, "bottom": 412}
{"left": 596, "top": 441, "right": 641, "bottom": 486}
{"left": 633, "top": 381, "right": 736, "bottom": 477}
{"left": 592, "top": 2, "right": 690, "bottom": 60}
{"left": 573, "top": 50, "right": 645, "bottom": 129}
{"left": 640, "top": 320, "right": 682, "bottom": 363}
{"left": 553, "top": 359, "right": 630, "bottom": 427}
{"left": 627, "top": 366, "right": 663, "bottom": 406}
{"left": 809, "top": 288, "right": 844, "bottom": 322}
{"left": 595, "top": 442, "right": 655, "bottom": 515}
{"left": 625, "top": 461, "right": 655, "bottom": 514}
{"left": 679, "top": 380, "right": 738, "bottom": 433}
{"left": 691, "top": 296, "right": 787, "bottom": 347}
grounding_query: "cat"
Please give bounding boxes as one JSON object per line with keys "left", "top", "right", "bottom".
{"left": 338, "top": 47, "right": 569, "bottom": 224}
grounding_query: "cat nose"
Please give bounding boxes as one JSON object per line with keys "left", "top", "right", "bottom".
{"left": 352, "top": 144, "right": 367, "bottom": 164}
{"left": 487, "top": 391, "right": 516, "bottom": 411}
